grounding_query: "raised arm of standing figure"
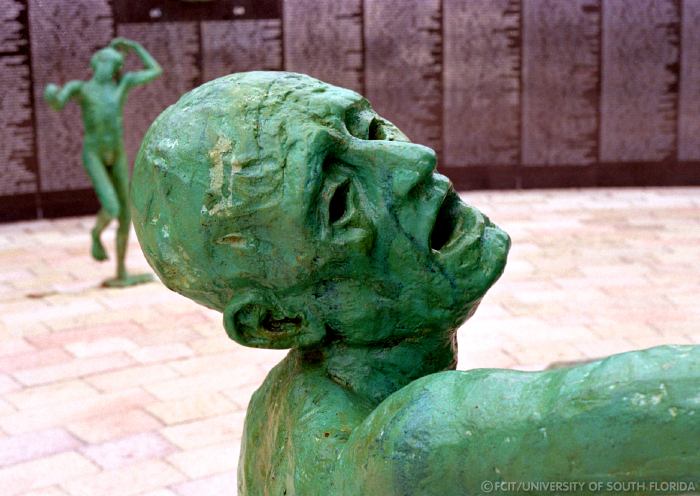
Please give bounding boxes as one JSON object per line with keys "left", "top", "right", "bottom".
{"left": 44, "top": 80, "right": 83, "bottom": 111}
{"left": 110, "top": 37, "right": 162, "bottom": 90}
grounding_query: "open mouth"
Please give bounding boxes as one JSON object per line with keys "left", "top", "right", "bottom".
{"left": 430, "top": 190, "right": 462, "bottom": 251}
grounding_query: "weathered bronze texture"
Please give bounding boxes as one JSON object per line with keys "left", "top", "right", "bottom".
{"left": 45, "top": 37, "right": 161, "bottom": 287}
{"left": 132, "top": 72, "right": 699, "bottom": 495}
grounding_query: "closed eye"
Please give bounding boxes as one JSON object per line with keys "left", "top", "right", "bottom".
{"left": 329, "top": 181, "right": 350, "bottom": 224}
{"left": 368, "top": 118, "right": 381, "bottom": 140}
{"left": 366, "top": 116, "right": 407, "bottom": 141}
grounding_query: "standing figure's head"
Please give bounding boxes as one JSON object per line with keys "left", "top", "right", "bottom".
{"left": 90, "top": 47, "right": 124, "bottom": 81}
{"left": 132, "top": 72, "right": 509, "bottom": 350}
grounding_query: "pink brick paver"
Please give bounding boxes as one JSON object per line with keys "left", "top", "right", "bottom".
{"left": 0, "top": 187, "right": 697, "bottom": 494}
{"left": 80, "top": 431, "right": 176, "bottom": 470}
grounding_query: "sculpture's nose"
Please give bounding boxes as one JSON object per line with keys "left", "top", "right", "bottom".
{"left": 390, "top": 144, "right": 436, "bottom": 197}
{"left": 337, "top": 139, "right": 436, "bottom": 198}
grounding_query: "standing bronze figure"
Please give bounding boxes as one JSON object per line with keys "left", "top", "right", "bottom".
{"left": 45, "top": 38, "right": 161, "bottom": 287}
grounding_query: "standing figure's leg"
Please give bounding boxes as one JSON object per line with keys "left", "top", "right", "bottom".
{"left": 91, "top": 209, "right": 111, "bottom": 261}
{"left": 83, "top": 149, "right": 119, "bottom": 262}
{"left": 102, "top": 149, "right": 152, "bottom": 287}
{"left": 114, "top": 150, "right": 131, "bottom": 280}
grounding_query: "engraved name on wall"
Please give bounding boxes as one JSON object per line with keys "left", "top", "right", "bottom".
{"left": 28, "top": 0, "right": 114, "bottom": 192}
{"left": 201, "top": 19, "right": 282, "bottom": 83}
{"left": 118, "top": 22, "right": 199, "bottom": 165}
{"left": 600, "top": 0, "right": 679, "bottom": 163}
{"left": 0, "top": 0, "right": 37, "bottom": 196}
{"left": 521, "top": 0, "right": 600, "bottom": 166}
{"left": 679, "top": 0, "right": 700, "bottom": 161}
{"left": 283, "top": 0, "right": 363, "bottom": 93}
{"left": 365, "top": 0, "right": 442, "bottom": 154}
{"left": 443, "top": 0, "right": 521, "bottom": 166}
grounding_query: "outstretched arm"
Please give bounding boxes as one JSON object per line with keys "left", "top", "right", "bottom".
{"left": 110, "top": 37, "right": 162, "bottom": 89}
{"left": 336, "top": 345, "right": 700, "bottom": 495}
{"left": 44, "top": 81, "right": 82, "bottom": 111}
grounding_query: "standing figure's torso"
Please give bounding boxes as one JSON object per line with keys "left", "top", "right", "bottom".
{"left": 79, "top": 80, "right": 126, "bottom": 162}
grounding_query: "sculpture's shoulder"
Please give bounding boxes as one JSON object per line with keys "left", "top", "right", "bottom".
{"left": 238, "top": 351, "right": 373, "bottom": 496}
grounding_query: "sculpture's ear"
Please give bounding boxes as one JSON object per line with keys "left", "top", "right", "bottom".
{"left": 223, "top": 291, "right": 325, "bottom": 349}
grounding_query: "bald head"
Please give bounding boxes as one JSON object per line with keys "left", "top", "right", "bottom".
{"left": 132, "top": 72, "right": 366, "bottom": 310}
{"left": 90, "top": 47, "right": 123, "bottom": 73}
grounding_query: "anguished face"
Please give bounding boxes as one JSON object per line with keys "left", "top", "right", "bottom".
{"left": 132, "top": 72, "right": 509, "bottom": 348}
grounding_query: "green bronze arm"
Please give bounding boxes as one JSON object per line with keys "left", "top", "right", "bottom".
{"left": 43, "top": 80, "right": 82, "bottom": 111}
{"left": 335, "top": 345, "right": 700, "bottom": 495}
{"left": 110, "top": 37, "right": 162, "bottom": 89}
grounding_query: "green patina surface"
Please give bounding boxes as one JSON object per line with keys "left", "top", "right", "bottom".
{"left": 45, "top": 37, "right": 161, "bottom": 287}
{"left": 131, "top": 72, "right": 699, "bottom": 495}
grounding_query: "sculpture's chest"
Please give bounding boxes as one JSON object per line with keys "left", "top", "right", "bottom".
{"left": 238, "top": 366, "right": 371, "bottom": 495}
{"left": 81, "top": 84, "right": 122, "bottom": 117}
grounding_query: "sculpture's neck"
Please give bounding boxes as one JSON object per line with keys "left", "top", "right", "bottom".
{"left": 308, "top": 331, "right": 458, "bottom": 406}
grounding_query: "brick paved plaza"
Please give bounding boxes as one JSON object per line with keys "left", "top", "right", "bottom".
{"left": 0, "top": 188, "right": 698, "bottom": 495}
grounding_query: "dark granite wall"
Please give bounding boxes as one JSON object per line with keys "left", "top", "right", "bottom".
{"left": 2, "top": 0, "right": 699, "bottom": 221}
